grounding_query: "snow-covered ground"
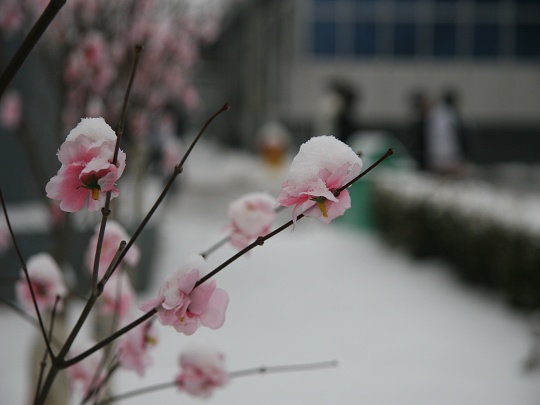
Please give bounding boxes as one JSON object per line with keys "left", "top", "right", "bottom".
{"left": 2, "top": 141, "right": 540, "bottom": 404}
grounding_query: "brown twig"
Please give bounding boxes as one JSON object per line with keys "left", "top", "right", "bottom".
{"left": 200, "top": 235, "right": 230, "bottom": 258}
{"left": 92, "top": 45, "right": 143, "bottom": 294}
{"left": 59, "top": 309, "right": 156, "bottom": 369}
{"left": 106, "top": 103, "right": 231, "bottom": 280}
{"left": 98, "top": 359, "right": 337, "bottom": 404}
{"left": 195, "top": 148, "right": 394, "bottom": 287}
{"left": 33, "top": 296, "right": 61, "bottom": 405}
{"left": 0, "top": 185, "right": 56, "bottom": 362}
{"left": 38, "top": 47, "right": 145, "bottom": 405}
{"left": 199, "top": 205, "right": 287, "bottom": 259}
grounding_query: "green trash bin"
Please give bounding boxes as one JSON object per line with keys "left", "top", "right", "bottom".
{"left": 338, "top": 131, "right": 415, "bottom": 231}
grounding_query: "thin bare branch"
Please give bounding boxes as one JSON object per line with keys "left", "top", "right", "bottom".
{"left": 98, "top": 359, "right": 337, "bottom": 404}
{"left": 0, "top": 185, "right": 56, "bottom": 361}
{"left": 59, "top": 309, "right": 156, "bottom": 369}
{"left": 33, "top": 296, "right": 61, "bottom": 404}
{"left": 92, "top": 46, "right": 143, "bottom": 294}
{"left": 196, "top": 148, "right": 394, "bottom": 287}
{"left": 106, "top": 103, "right": 231, "bottom": 280}
{"left": 0, "top": 0, "right": 67, "bottom": 98}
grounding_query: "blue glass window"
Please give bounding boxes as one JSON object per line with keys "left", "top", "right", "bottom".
{"left": 354, "top": 23, "right": 376, "bottom": 56}
{"left": 307, "top": 0, "right": 539, "bottom": 60}
{"left": 434, "top": 23, "right": 457, "bottom": 57}
{"left": 313, "top": 22, "right": 337, "bottom": 56}
{"left": 515, "top": 24, "right": 540, "bottom": 57}
{"left": 394, "top": 23, "right": 416, "bottom": 56}
{"left": 474, "top": 24, "right": 499, "bottom": 57}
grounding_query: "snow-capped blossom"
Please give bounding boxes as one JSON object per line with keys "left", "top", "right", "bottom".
{"left": 227, "top": 192, "right": 276, "bottom": 249}
{"left": 15, "top": 253, "right": 67, "bottom": 313}
{"left": 45, "top": 118, "right": 126, "bottom": 212}
{"left": 278, "top": 135, "right": 362, "bottom": 223}
{"left": 139, "top": 255, "right": 229, "bottom": 335}
{"left": 85, "top": 220, "right": 140, "bottom": 278}
{"left": 67, "top": 342, "right": 105, "bottom": 395}
{"left": 100, "top": 273, "right": 135, "bottom": 320}
{"left": 175, "top": 347, "right": 228, "bottom": 398}
{"left": 117, "top": 319, "right": 158, "bottom": 377}
{"left": 0, "top": 90, "right": 22, "bottom": 130}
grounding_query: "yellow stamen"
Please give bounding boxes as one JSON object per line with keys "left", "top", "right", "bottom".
{"left": 317, "top": 200, "right": 328, "bottom": 217}
{"left": 91, "top": 187, "right": 100, "bottom": 200}
{"left": 146, "top": 336, "right": 158, "bottom": 345}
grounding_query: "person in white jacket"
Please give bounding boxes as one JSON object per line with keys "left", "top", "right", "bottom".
{"left": 426, "top": 89, "right": 467, "bottom": 175}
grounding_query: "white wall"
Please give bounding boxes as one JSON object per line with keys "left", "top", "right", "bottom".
{"left": 288, "top": 60, "right": 540, "bottom": 126}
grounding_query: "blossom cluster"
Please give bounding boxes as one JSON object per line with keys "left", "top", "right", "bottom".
{"left": 11, "top": 98, "right": 366, "bottom": 402}
{"left": 0, "top": 0, "right": 227, "bottom": 134}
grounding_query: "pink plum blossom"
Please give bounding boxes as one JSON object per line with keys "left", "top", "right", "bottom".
{"left": 175, "top": 347, "right": 228, "bottom": 398}
{"left": 278, "top": 135, "right": 362, "bottom": 223}
{"left": 117, "top": 319, "right": 158, "bottom": 377}
{"left": 139, "top": 255, "right": 229, "bottom": 335}
{"left": 0, "top": 90, "right": 22, "bottom": 130}
{"left": 45, "top": 118, "right": 126, "bottom": 212}
{"left": 100, "top": 273, "right": 135, "bottom": 320}
{"left": 227, "top": 192, "right": 276, "bottom": 249}
{"left": 15, "top": 253, "right": 67, "bottom": 313}
{"left": 85, "top": 220, "right": 140, "bottom": 278}
{"left": 67, "top": 342, "right": 105, "bottom": 396}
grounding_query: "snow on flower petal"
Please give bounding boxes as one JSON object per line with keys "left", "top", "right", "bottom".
{"left": 45, "top": 117, "right": 126, "bottom": 212}
{"left": 140, "top": 255, "right": 229, "bottom": 335}
{"left": 175, "top": 347, "right": 228, "bottom": 398}
{"left": 227, "top": 192, "right": 276, "bottom": 249}
{"left": 15, "top": 253, "right": 67, "bottom": 313}
{"left": 278, "top": 135, "right": 362, "bottom": 223}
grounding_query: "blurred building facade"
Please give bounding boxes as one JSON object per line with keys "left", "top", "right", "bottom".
{"left": 211, "top": 0, "right": 540, "bottom": 163}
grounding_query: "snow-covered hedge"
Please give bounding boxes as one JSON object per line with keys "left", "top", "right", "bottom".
{"left": 372, "top": 171, "right": 540, "bottom": 309}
